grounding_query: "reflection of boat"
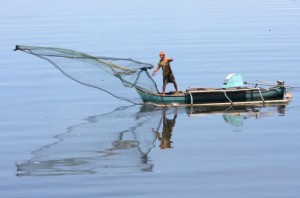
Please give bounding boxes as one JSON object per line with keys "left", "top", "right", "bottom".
{"left": 136, "top": 74, "right": 291, "bottom": 106}
{"left": 16, "top": 104, "right": 288, "bottom": 176}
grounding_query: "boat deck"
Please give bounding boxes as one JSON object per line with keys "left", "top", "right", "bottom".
{"left": 153, "top": 86, "right": 271, "bottom": 96}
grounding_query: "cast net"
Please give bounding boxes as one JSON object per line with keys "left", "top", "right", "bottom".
{"left": 15, "top": 45, "right": 161, "bottom": 104}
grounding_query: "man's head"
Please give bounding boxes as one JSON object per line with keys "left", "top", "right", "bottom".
{"left": 159, "top": 51, "right": 165, "bottom": 59}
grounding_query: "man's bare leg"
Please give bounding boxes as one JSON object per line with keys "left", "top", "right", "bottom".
{"left": 162, "top": 84, "right": 166, "bottom": 95}
{"left": 173, "top": 81, "right": 178, "bottom": 94}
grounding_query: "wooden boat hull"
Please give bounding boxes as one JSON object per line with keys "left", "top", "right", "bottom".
{"left": 136, "top": 86, "right": 287, "bottom": 106}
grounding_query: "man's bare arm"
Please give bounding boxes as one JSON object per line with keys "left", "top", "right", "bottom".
{"left": 167, "top": 57, "right": 173, "bottom": 62}
{"left": 152, "top": 65, "right": 161, "bottom": 76}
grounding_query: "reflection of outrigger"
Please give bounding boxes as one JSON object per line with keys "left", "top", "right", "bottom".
{"left": 136, "top": 74, "right": 292, "bottom": 107}
{"left": 187, "top": 105, "right": 287, "bottom": 126}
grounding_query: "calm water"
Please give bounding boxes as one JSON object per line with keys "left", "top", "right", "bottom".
{"left": 1, "top": 0, "right": 300, "bottom": 197}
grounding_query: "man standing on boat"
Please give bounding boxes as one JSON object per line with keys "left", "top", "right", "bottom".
{"left": 152, "top": 51, "right": 178, "bottom": 95}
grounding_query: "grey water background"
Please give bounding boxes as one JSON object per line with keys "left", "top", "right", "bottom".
{"left": 1, "top": 0, "right": 300, "bottom": 197}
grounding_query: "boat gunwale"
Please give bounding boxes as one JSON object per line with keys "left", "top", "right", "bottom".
{"left": 187, "top": 86, "right": 283, "bottom": 93}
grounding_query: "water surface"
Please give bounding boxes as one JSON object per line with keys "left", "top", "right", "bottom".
{"left": 1, "top": 0, "right": 300, "bottom": 197}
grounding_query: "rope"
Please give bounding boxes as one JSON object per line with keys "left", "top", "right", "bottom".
{"left": 222, "top": 90, "right": 233, "bottom": 104}
{"left": 187, "top": 91, "right": 194, "bottom": 106}
{"left": 256, "top": 88, "right": 265, "bottom": 103}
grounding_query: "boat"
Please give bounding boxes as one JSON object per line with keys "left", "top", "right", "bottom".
{"left": 136, "top": 74, "right": 291, "bottom": 107}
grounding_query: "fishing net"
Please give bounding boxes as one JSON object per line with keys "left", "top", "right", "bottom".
{"left": 15, "top": 45, "right": 161, "bottom": 104}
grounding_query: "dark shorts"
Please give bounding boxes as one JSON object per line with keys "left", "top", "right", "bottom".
{"left": 163, "top": 73, "right": 176, "bottom": 85}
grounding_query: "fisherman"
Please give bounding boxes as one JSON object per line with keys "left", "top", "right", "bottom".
{"left": 152, "top": 51, "right": 178, "bottom": 95}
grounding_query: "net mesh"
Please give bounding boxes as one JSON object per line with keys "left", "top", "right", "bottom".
{"left": 15, "top": 45, "right": 161, "bottom": 104}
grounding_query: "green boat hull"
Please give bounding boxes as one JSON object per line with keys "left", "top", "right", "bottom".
{"left": 136, "top": 86, "right": 286, "bottom": 105}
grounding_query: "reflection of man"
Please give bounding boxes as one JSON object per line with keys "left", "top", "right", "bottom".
{"left": 157, "top": 109, "right": 177, "bottom": 149}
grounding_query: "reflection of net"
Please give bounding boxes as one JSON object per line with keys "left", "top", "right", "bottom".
{"left": 16, "top": 105, "right": 163, "bottom": 176}
{"left": 15, "top": 45, "right": 160, "bottom": 104}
